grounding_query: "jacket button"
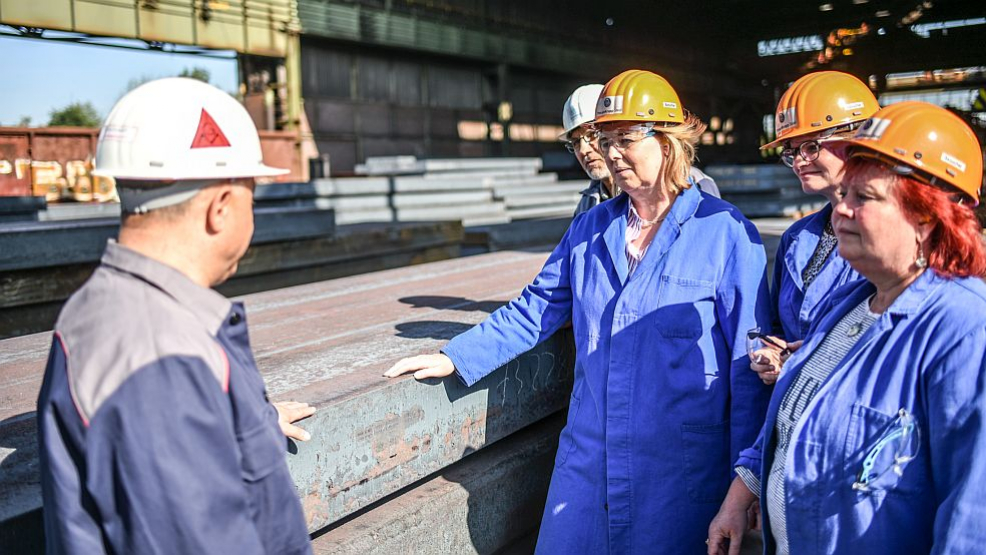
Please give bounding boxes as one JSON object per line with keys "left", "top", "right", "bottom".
{"left": 229, "top": 312, "right": 242, "bottom": 326}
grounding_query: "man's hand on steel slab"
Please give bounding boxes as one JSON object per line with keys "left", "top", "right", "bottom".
{"left": 384, "top": 354, "right": 455, "bottom": 380}
{"left": 273, "top": 401, "right": 316, "bottom": 442}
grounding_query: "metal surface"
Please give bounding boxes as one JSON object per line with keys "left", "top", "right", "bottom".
{"left": 0, "top": 197, "right": 45, "bottom": 223}
{"left": 357, "top": 157, "right": 542, "bottom": 176}
{"left": 0, "top": 0, "right": 297, "bottom": 57}
{"left": 0, "top": 220, "right": 462, "bottom": 338}
{"left": 0, "top": 206, "right": 335, "bottom": 272}
{"left": 0, "top": 248, "right": 571, "bottom": 537}
{"left": 312, "top": 413, "right": 565, "bottom": 554}
{"left": 706, "top": 164, "right": 824, "bottom": 218}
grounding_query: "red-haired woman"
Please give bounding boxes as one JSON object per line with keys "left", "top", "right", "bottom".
{"left": 708, "top": 101, "right": 986, "bottom": 554}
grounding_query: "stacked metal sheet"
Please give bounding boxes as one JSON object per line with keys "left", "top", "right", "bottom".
{"left": 308, "top": 156, "right": 587, "bottom": 226}
{"left": 705, "top": 164, "right": 827, "bottom": 218}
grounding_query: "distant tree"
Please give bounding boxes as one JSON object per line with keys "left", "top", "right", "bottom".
{"left": 125, "top": 75, "right": 156, "bottom": 93}
{"left": 179, "top": 67, "right": 211, "bottom": 83}
{"left": 16, "top": 116, "right": 32, "bottom": 127}
{"left": 48, "top": 102, "right": 101, "bottom": 127}
{"left": 119, "top": 67, "right": 212, "bottom": 101}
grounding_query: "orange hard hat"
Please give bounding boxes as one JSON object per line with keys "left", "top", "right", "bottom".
{"left": 762, "top": 71, "right": 879, "bottom": 150}
{"left": 837, "top": 101, "right": 983, "bottom": 204}
{"left": 594, "top": 69, "right": 685, "bottom": 126}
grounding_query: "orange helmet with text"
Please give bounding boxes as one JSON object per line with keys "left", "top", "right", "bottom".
{"left": 762, "top": 71, "right": 879, "bottom": 150}
{"left": 593, "top": 69, "right": 685, "bottom": 126}
{"left": 837, "top": 101, "right": 983, "bottom": 204}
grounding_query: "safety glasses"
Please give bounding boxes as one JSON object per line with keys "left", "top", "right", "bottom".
{"left": 564, "top": 132, "right": 598, "bottom": 154}
{"left": 746, "top": 328, "right": 793, "bottom": 359}
{"left": 851, "top": 408, "right": 921, "bottom": 493}
{"left": 597, "top": 130, "right": 656, "bottom": 153}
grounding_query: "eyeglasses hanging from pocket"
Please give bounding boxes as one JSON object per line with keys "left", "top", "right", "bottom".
{"left": 851, "top": 408, "right": 921, "bottom": 493}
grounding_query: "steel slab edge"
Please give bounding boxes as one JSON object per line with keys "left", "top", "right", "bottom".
{"left": 0, "top": 249, "right": 570, "bottom": 535}
{"left": 290, "top": 330, "right": 573, "bottom": 532}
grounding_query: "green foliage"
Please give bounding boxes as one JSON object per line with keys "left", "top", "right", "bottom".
{"left": 178, "top": 67, "right": 211, "bottom": 83}
{"left": 48, "top": 101, "right": 101, "bottom": 128}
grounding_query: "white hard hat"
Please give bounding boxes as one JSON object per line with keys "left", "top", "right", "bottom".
{"left": 94, "top": 77, "right": 286, "bottom": 181}
{"left": 560, "top": 84, "right": 604, "bottom": 140}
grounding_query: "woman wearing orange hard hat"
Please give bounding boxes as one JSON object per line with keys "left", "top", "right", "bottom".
{"left": 749, "top": 72, "right": 880, "bottom": 387}
{"left": 710, "top": 101, "right": 986, "bottom": 555}
{"left": 387, "top": 69, "right": 774, "bottom": 553}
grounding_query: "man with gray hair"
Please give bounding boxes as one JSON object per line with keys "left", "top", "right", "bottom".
{"left": 561, "top": 84, "right": 617, "bottom": 216}
{"left": 561, "top": 84, "right": 719, "bottom": 217}
{"left": 37, "top": 78, "right": 314, "bottom": 554}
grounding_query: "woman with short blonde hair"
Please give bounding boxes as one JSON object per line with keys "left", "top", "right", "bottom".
{"left": 388, "top": 69, "right": 773, "bottom": 553}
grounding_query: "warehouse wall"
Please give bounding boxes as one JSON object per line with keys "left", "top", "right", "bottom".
{"left": 301, "top": 39, "right": 583, "bottom": 173}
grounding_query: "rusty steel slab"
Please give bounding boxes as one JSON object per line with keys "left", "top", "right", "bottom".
{"left": 311, "top": 413, "right": 564, "bottom": 555}
{"left": 0, "top": 248, "right": 573, "bottom": 535}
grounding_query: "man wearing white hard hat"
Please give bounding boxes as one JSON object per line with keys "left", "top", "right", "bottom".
{"left": 562, "top": 84, "right": 617, "bottom": 215}
{"left": 562, "top": 84, "right": 720, "bottom": 216}
{"left": 37, "top": 78, "right": 314, "bottom": 554}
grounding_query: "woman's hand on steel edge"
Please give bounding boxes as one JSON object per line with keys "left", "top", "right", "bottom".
{"left": 384, "top": 354, "right": 455, "bottom": 380}
{"left": 750, "top": 338, "right": 803, "bottom": 385}
{"left": 273, "top": 401, "right": 317, "bottom": 442}
{"left": 707, "top": 478, "right": 757, "bottom": 555}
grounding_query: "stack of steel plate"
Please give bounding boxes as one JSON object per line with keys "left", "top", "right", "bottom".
{"left": 705, "top": 164, "right": 827, "bottom": 218}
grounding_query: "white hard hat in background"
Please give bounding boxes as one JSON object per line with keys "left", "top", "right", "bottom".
{"left": 560, "top": 84, "right": 604, "bottom": 140}
{"left": 94, "top": 77, "right": 287, "bottom": 181}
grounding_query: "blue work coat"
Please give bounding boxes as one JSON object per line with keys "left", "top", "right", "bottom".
{"left": 771, "top": 204, "right": 861, "bottom": 342}
{"left": 444, "top": 186, "right": 773, "bottom": 554}
{"left": 736, "top": 271, "right": 986, "bottom": 554}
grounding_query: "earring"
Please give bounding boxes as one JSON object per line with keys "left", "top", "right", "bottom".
{"left": 915, "top": 241, "right": 928, "bottom": 269}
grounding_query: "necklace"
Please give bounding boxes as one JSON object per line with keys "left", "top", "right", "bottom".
{"left": 639, "top": 215, "right": 666, "bottom": 228}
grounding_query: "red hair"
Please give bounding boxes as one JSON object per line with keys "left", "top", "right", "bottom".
{"left": 844, "top": 157, "right": 986, "bottom": 278}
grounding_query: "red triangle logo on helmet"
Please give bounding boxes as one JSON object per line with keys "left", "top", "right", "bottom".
{"left": 190, "top": 109, "right": 231, "bottom": 149}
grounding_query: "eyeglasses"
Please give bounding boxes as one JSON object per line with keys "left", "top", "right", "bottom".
{"left": 564, "top": 132, "right": 598, "bottom": 154}
{"left": 598, "top": 130, "right": 656, "bottom": 153}
{"left": 780, "top": 139, "right": 831, "bottom": 168}
{"left": 851, "top": 408, "right": 921, "bottom": 493}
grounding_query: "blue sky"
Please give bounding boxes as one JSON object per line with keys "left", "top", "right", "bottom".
{"left": 0, "top": 34, "right": 238, "bottom": 127}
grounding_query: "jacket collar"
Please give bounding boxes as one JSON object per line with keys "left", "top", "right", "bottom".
{"left": 100, "top": 240, "right": 232, "bottom": 334}
{"left": 579, "top": 179, "right": 609, "bottom": 199}
{"left": 825, "top": 268, "right": 942, "bottom": 318}
{"left": 601, "top": 186, "right": 702, "bottom": 284}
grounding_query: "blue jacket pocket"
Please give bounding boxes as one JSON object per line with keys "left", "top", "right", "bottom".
{"left": 843, "top": 404, "right": 926, "bottom": 498}
{"left": 555, "top": 377, "right": 586, "bottom": 467}
{"left": 238, "top": 422, "right": 285, "bottom": 483}
{"left": 654, "top": 275, "right": 714, "bottom": 340}
{"left": 681, "top": 420, "right": 731, "bottom": 503}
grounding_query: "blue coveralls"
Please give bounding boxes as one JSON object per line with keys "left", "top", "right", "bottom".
{"left": 737, "top": 271, "right": 986, "bottom": 554}
{"left": 444, "top": 186, "right": 772, "bottom": 553}
{"left": 771, "top": 204, "right": 860, "bottom": 342}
